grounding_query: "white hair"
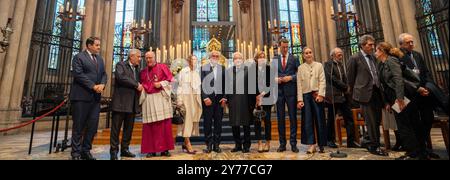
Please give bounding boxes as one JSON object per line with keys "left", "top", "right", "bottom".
{"left": 129, "top": 49, "right": 141, "bottom": 57}
{"left": 398, "top": 33, "right": 414, "bottom": 45}
{"left": 330, "top": 47, "right": 343, "bottom": 58}
{"left": 232, "top": 52, "right": 243, "bottom": 59}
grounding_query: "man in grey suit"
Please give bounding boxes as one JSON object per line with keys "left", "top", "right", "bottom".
{"left": 110, "top": 49, "right": 143, "bottom": 160}
{"left": 70, "top": 37, "right": 108, "bottom": 160}
{"left": 347, "top": 35, "right": 387, "bottom": 156}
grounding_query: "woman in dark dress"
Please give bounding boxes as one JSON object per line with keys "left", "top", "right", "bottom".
{"left": 252, "top": 51, "right": 277, "bottom": 153}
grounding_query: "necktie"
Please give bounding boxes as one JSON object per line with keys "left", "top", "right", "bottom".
{"left": 366, "top": 55, "right": 380, "bottom": 87}
{"left": 282, "top": 56, "right": 287, "bottom": 71}
{"left": 409, "top": 53, "right": 419, "bottom": 69}
{"left": 91, "top": 54, "right": 98, "bottom": 70}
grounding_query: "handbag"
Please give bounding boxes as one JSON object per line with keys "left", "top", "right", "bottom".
{"left": 171, "top": 93, "right": 186, "bottom": 125}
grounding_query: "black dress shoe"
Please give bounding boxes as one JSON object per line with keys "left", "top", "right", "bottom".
{"left": 213, "top": 147, "right": 222, "bottom": 153}
{"left": 242, "top": 149, "right": 250, "bottom": 153}
{"left": 368, "top": 148, "right": 389, "bottom": 157}
{"left": 146, "top": 153, "right": 156, "bottom": 158}
{"left": 203, "top": 146, "right": 212, "bottom": 154}
{"left": 327, "top": 141, "right": 338, "bottom": 148}
{"left": 71, "top": 156, "right": 81, "bottom": 160}
{"left": 428, "top": 152, "right": 440, "bottom": 159}
{"left": 291, "top": 147, "right": 300, "bottom": 153}
{"left": 319, "top": 147, "right": 325, "bottom": 153}
{"left": 347, "top": 142, "right": 360, "bottom": 148}
{"left": 395, "top": 155, "right": 419, "bottom": 160}
{"left": 110, "top": 155, "right": 118, "bottom": 160}
{"left": 81, "top": 152, "right": 96, "bottom": 160}
{"left": 161, "top": 151, "right": 171, "bottom": 157}
{"left": 121, "top": 150, "right": 136, "bottom": 158}
{"left": 391, "top": 144, "right": 404, "bottom": 152}
{"left": 277, "top": 146, "right": 287, "bottom": 152}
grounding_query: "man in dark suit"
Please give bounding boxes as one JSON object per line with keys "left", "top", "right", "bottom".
{"left": 398, "top": 33, "right": 447, "bottom": 159}
{"left": 347, "top": 35, "right": 387, "bottom": 156}
{"left": 70, "top": 37, "right": 108, "bottom": 160}
{"left": 275, "top": 39, "right": 301, "bottom": 153}
{"left": 110, "top": 49, "right": 143, "bottom": 160}
{"left": 324, "top": 48, "right": 357, "bottom": 148}
{"left": 201, "top": 51, "right": 227, "bottom": 153}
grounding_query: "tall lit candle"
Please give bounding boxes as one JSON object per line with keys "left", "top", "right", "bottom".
{"left": 338, "top": 4, "right": 342, "bottom": 12}
{"left": 59, "top": 5, "right": 64, "bottom": 13}
{"left": 188, "top": 40, "right": 192, "bottom": 55}
{"left": 156, "top": 48, "right": 161, "bottom": 63}
{"left": 269, "top": 47, "right": 274, "bottom": 60}
{"left": 164, "top": 50, "right": 168, "bottom": 63}
{"left": 264, "top": 45, "right": 268, "bottom": 58}
{"left": 66, "top": 2, "right": 70, "bottom": 11}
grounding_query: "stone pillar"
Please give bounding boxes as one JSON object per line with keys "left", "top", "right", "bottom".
{"left": 81, "top": 0, "right": 95, "bottom": 49}
{"left": 398, "top": 0, "right": 423, "bottom": 52}
{"left": 324, "top": 0, "right": 337, "bottom": 50}
{"left": 317, "top": 0, "right": 329, "bottom": 62}
{"left": 378, "top": 0, "right": 396, "bottom": 45}
{"left": 302, "top": 0, "right": 314, "bottom": 51}
{"left": 9, "top": 0, "right": 39, "bottom": 113}
{"left": 0, "top": 0, "right": 16, "bottom": 88}
{"left": 0, "top": 0, "right": 27, "bottom": 111}
{"left": 0, "top": 0, "right": 37, "bottom": 131}
{"left": 389, "top": 0, "right": 404, "bottom": 42}
{"left": 103, "top": 0, "right": 117, "bottom": 98}
{"left": 253, "top": 0, "right": 263, "bottom": 48}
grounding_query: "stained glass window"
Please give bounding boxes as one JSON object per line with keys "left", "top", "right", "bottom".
{"left": 196, "top": 0, "right": 218, "bottom": 22}
{"left": 72, "top": 0, "right": 85, "bottom": 64}
{"left": 48, "top": 0, "right": 84, "bottom": 70}
{"left": 48, "top": 0, "right": 65, "bottom": 70}
{"left": 420, "top": 0, "right": 443, "bottom": 56}
{"left": 278, "top": 0, "right": 305, "bottom": 61}
{"left": 345, "top": 0, "right": 359, "bottom": 54}
{"left": 193, "top": 27, "right": 210, "bottom": 63}
{"left": 113, "top": 0, "right": 135, "bottom": 70}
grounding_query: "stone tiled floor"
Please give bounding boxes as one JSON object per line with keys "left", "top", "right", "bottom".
{"left": 0, "top": 129, "right": 448, "bottom": 160}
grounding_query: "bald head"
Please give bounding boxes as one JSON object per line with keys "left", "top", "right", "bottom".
{"left": 145, "top": 51, "right": 156, "bottom": 67}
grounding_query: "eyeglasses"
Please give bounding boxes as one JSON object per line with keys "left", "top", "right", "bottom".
{"left": 211, "top": 55, "right": 220, "bottom": 58}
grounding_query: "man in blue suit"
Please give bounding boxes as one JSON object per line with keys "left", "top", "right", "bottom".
{"left": 275, "top": 39, "right": 301, "bottom": 153}
{"left": 70, "top": 37, "right": 108, "bottom": 160}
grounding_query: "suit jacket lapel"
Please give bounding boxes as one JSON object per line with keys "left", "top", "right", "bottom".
{"left": 84, "top": 51, "right": 98, "bottom": 72}
{"left": 278, "top": 56, "right": 283, "bottom": 72}
{"left": 359, "top": 52, "right": 371, "bottom": 74}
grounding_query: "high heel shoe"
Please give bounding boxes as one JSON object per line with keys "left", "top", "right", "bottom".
{"left": 257, "top": 141, "right": 264, "bottom": 153}
{"left": 264, "top": 141, "right": 271, "bottom": 152}
{"left": 307, "top": 145, "right": 316, "bottom": 154}
{"left": 182, "top": 144, "right": 197, "bottom": 155}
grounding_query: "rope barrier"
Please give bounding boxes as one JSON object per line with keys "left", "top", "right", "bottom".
{"left": 0, "top": 99, "right": 68, "bottom": 133}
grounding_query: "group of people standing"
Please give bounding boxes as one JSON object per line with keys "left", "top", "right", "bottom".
{"left": 69, "top": 33, "right": 447, "bottom": 160}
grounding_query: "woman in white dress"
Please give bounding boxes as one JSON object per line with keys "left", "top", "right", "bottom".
{"left": 176, "top": 55, "right": 203, "bottom": 154}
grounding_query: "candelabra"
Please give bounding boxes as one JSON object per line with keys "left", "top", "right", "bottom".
{"left": 129, "top": 20, "right": 152, "bottom": 49}
{"left": 57, "top": 2, "right": 85, "bottom": 22}
{"left": 0, "top": 18, "right": 13, "bottom": 53}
